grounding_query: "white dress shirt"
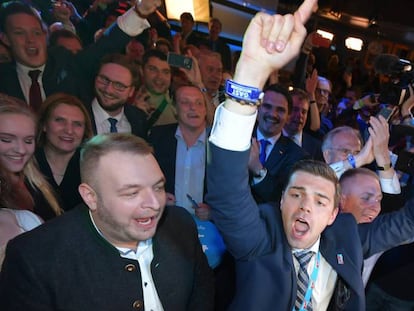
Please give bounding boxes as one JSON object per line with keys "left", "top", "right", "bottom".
{"left": 92, "top": 98, "right": 132, "bottom": 134}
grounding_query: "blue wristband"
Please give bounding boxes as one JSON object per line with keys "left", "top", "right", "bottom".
{"left": 224, "top": 80, "right": 264, "bottom": 106}
{"left": 347, "top": 154, "right": 356, "bottom": 168}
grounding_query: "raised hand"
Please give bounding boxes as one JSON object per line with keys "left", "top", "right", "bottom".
{"left": 135, "top": 0, "right": 162, "bottom": 17}
{"left": 233, "top": 0, "right": 318, "bottom": 89}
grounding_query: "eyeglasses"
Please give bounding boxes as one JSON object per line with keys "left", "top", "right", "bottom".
{"left": 96, "top": 74, "right": 131, "bottom": 92}
{"left": 316, "top": 88, "right": 331, "bottom": 96}
{"left": 330, "top": 147, "right": 360, "bottom": 156}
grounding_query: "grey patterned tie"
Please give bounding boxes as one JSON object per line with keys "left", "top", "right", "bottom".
{"left": 294, "top": 251, "right": 314, "bottom": 311}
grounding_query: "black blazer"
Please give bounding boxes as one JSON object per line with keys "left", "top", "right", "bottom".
{"left": 87, "top": 102, "right": 149, "bottom": 140}
{"left": 302, "top": 132, "right": 324, "bottom": 161}
{"left": 0, "top": 205, "right": 214, "bottom": 310}
{"left": 252, "top": 134, "right": 310, "bottom": 203}
{"left": 34, "top": 148, "right": 83, "bottom": 212}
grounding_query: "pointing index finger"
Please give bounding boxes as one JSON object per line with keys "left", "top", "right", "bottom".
{"left": 296, "top": 0, "right": 318, "bottom": 24}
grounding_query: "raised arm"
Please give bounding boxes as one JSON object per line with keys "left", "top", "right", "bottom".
{"left": 226, "top": 0, "right": 318, "bottom": 114}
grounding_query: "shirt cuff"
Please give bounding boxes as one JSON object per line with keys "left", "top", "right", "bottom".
{"left": 116, "top": 7, "right": 150, "bottom": 37}
{"left": 380, "top": 172, "right": 401, "bottom": 194}
{"left": 209, "top": 103, "right": 257, "bottom": 151}
{"left": 329, "top": 161, "right": 345, "bottom": 178}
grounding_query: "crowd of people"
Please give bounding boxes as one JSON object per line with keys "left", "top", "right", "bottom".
{"left": 0, "top": 0, "right": 414, "bottom": 310}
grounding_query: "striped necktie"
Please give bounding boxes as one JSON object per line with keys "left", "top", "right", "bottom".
{"left": 108, "top": 117, "right": 118, "bottom": 133}
{"left": 294, "top": 251, "right": 314, "bottom": 311}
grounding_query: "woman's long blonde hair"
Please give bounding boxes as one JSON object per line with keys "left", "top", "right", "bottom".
{"left": 0, "top": 96, "right": 62, "bottom": 216}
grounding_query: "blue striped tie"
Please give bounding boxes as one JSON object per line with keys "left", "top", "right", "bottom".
{"left": 108, "top": 118, "right": 118, "bottom": 133}
{"left": 294, "top": 251, "right": 314, "bottom": 311}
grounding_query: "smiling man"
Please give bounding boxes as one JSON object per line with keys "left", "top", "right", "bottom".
{"left": 248, "top": 83, "right": 309, "bottom": 203}
{"left": 0, "top": 133, "right": 214, "bottom": 310}
{"left": 88, "top": 53, "right": 148, "bottom": 139}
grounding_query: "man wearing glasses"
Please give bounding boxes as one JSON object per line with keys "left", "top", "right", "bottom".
{"left": 89, "top": 53, "right": 148, "bottom": 139}
{"left": 321, "top": 124, "right": 400, "bottom": 195}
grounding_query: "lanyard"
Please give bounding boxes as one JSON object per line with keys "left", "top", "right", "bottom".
{"left": 293, "top": 251, "right": 321, "bottom": 311}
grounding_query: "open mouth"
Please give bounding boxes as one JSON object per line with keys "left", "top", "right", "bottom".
{"left": 293, "top": 218, "right": 309, "bottom": 236}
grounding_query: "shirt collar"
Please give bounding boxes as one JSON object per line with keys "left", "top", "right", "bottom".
{"left": 256, "top": 128, "right": 281, "bottom": 146}
{"left": 92, "top": 97, "right": 125, "bottom": 124}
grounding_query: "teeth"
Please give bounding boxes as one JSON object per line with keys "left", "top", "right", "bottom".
{"left": 137, "top": 218, "right": 152, "bottom": 225}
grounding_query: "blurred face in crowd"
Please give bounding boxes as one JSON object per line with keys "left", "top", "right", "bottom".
{"left": 284, "top": 94, "right": 309, "bottom": 135}
{"left": 180, "top": 17, "right": 194, "bottom": 35}
{"left": 43, "top": 103, "right": 86, "bottom": 154}
{"left": 142, "top": 56, "right": 171, "bottom": 95}
{"left": 323, "top": 130, "right": 361, "bottom": 164}
{"left": 126, "top": 39, "right": 145, "bottom": 63}
{"left": 281, "top": 170, "right": 338, "bottom": 250}
{"left": 0, "top": 113, "right": 35, "bottom": 173}
{"left": 56, "top": 37, "right": 82, "bottom": 54}
{"left": 258, "top": 90, "right": 289, "bottom": 138}
{"left": 176, "top": 86, "right": 206, "bottom": 131}
{"left": 208, "top": 19, "right": 222, "bottom": 40}
{"left": 80, "top": 151, "right": 166, "bottom": 249}
{"left": 95, "top": 63, "right": 135, "bottom": 116}
{"left": 340, "top": 172, "right": 382, "bottom": 223}
{"left": 198, "top": 54, "right": 223, "bottom": 94}
{"left": 315, "top": 78, "right": 331, "bottom": 113}
{"left": 1, "top": 13, "right": 47, "bottom": 68}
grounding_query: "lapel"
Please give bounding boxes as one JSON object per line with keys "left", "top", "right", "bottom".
{"left": 265, "top": 136, "right": 290, "bottom": 169}
{"left": 1, "top": 63, "right": 26, "bottom": 101}
{"left": 320, "top": 227, "right": 364, "bottom": 299}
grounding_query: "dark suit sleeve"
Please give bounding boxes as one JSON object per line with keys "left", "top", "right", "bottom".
{"left": 0, "top": 241, "right": 54, "bottom": 311}
{"left": 206, "top": 143, "right": 275, "bottom": 260}
{"left": 358, "top": 197, "right": 414, "bottom": 257}
{"left": 74, "top": 24, "right": 133, "bottom": 84}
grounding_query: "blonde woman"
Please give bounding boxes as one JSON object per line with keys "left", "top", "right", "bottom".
{"left": 0, "top": 96, "right": 61, "bottom": 220}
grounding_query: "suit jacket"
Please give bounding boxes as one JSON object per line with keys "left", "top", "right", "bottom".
{"left": 0, "top": 205, "right": 214, "bottom": 311}
{"left": 148, "top": 123, "right": 180, "bottom": 194}
{"left": 206, "top": 142, "right": 414, "bottom": 311}
{"left": 252, "top": 135, "right": 310, "bottom": 203}
{"left": 148, "top": 123, "right": 211, "bottom": 195}
{"left": 302, "top": 131, "right": 324, "bottom": 161}
{"left": 34, "top": 147, "right": 83, "bottom": 212}
{"left": 0, "top": 24, "right": 131, "bottom": 105}
{"left": 87, "top": 102, "right": 148, "bottom": 140}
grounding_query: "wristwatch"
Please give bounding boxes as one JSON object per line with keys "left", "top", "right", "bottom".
{"left": 377, "top": 163, "right": 392, "bottom": 171}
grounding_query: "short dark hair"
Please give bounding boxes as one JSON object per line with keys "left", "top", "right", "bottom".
{"left": 180, "top": 12, "right": 194, "bottom": 23}
{"left": 0, "top": 1, "right": 45, "bottom": 33}
{"left": 80, "top": 133, "right": 153, "bottom": 186}
{"left": 142, "top": 49, "right": 168, "bottom": 67}
{"left": 289, "top": 87, "right": 310, "bottom": 102}
{"left": 286, "top": 159, "right": 341, "bottom": 208}
{"left": 99, "top": 53, "right": 140, "bottom": 88}
{"left": 48, "top": 29, "right": 82, "bottom": 49}
{"left": 263, "top": 83, "right": 293, "bottom": 114}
